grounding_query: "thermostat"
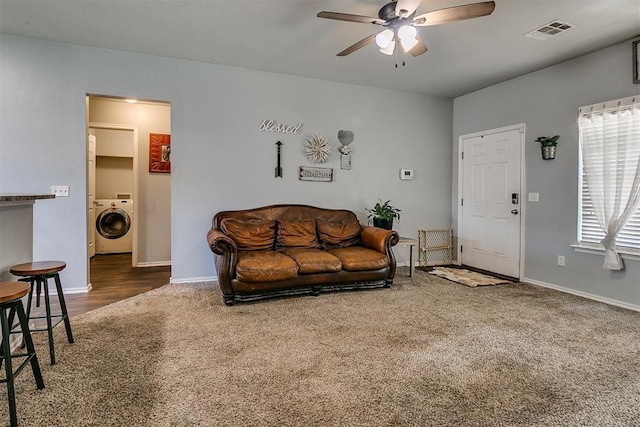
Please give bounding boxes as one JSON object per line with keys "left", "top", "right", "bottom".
{"left": 400, "top": 169, "right": 414, "bottom": 180}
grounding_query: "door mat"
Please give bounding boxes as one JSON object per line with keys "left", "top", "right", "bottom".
{"left": 428, "top": 266, "right": 514, "bottom": 288}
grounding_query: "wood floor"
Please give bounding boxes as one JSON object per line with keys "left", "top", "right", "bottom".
{"left": 31, "top": 254, "right": 170, "bottom": 319}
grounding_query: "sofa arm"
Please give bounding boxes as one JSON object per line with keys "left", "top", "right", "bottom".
{"left": 207, "top": 228, "right": 238, "bottom": 298}
{"left": 360, "top": 226, "right": 399, "bottom": 253}
{"left": 207, "top": 228, "right": 237, "bottom": 255}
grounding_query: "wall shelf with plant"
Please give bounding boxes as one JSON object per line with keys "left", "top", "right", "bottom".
{"left": 535, "top": 135, "right": 559, "bottom": 160}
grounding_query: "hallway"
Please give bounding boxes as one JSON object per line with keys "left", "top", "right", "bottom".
{"left": 47, "top": 254, "right": 170, "bottom": 318}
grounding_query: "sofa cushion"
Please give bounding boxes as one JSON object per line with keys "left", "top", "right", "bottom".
{"left": 328, "top": 247, "right": 389, "bottom": 271}
{"left": 317, "top": 218, "right": 362, "bottom": 249}
{"left": 276, "top": 219, "right": 320, "bottom": 249}
{"left": 236, "top": 250, "right": 298, "bottom": 282}
{"left": 220, "top": 219, "right": 276, "bottom": 251}
{"left": 281, "top": 248, "right": 342, "bottom": 274}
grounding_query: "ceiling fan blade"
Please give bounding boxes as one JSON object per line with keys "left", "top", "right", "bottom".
{"left": 413, "top": 1, "right": 495, "bottom": 26}
{"left": 395, "top": 0, "right": 423, "bottom": 18}
{"left": 317, "top": 11, "right": 386, "bottom": 25}
{"left": 337, "top": 33, "right": 377, "bottom": 57}
{"left": 408, "top": 36, "right": 428, "bottom": 57}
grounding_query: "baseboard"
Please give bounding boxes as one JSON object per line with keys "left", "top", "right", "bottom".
{"left": 136, "top": 261, "right": 171, "bottom": 267}
{"left": 53, "top": 286, "right": 89, "bottom": 295}
{"left": 524, "top": 277, "right": 640, "bottom": 312}
{"left": 170, "top": 276, "right": 217, "bottom": 284}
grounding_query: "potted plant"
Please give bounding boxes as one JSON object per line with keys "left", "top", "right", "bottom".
{"left": 367, "top": 199, "right": 401, "bottom": 230}
{"left": 535, "top": 135, "right": 559, "bottom": 160}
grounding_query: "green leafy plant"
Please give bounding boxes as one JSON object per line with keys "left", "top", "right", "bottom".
{"left": 534, "top": 135, "right": 559, "bottom": 146}
{"left": 366, "top": 199, "right": 401, "bottom": 221}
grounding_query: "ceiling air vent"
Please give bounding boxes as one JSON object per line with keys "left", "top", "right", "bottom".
{"left": 524, "top": 20, "right": 576, "bottom": 40}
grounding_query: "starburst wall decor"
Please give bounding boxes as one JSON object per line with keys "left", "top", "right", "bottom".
{"left": 304, "top": 134, "right": 330, "bottom": 163}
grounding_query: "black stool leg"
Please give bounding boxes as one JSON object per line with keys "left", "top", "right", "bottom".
{"left": 1, "top": 305, "right": 18, "bottom": 427}
{"left": 53, "top": 273, "right": 73, "bottom": 344}
{"left": 15, "top": 279, "right": 34, "bottom": 352}
{"left": 15, "top": 302, "right": 44, "bottom": 390}
{"left": 0, "top": 307, "right": 17, "bottom": 368}
{"left": 19, "top": 278, "right": 36, "bottom": 320}
{"left": 35, "top": 278, "right": 41, "bottom": 308}
{"left": 41, "top": 277, "right": 55, "bottom": 365}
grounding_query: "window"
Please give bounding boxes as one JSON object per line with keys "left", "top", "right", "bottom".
{"left": 577, "top": 96, "right": 640, "bottom": 257}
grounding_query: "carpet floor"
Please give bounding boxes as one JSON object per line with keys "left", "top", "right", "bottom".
{"left": 2, "top": 268, "right": 639, "bottom": 426}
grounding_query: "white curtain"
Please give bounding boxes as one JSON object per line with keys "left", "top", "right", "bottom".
{"left": 578, "top": 97, "right": 640, "bottom": 270}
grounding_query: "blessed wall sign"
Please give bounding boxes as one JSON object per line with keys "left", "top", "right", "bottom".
{"left": 258, "top": 119, "right": 303, "bottom": 135}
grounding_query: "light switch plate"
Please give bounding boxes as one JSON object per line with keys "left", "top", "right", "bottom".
{"left": 528, "top": 192, "right": 539, "bottom": 202}
{"left": 51, "top": 186, "right": 69, "bottom": 197}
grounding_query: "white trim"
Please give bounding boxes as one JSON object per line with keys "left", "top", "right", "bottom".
{"left": 88, "top": 122, "right": 139, "bottom": 268}
{"left": 136, "top": 261, "right": 172, "bottom": 267}
{"left": 457, "top": 123, "right": 526, "bottom": 281}
{"left": 49, "top": 286, "right": 90, "bottom": 295}
{"left": 457, "top": 123, "right": 525, "bottom": 140}
{"left": 571, "top": 243, "right": 640, "bottom": 261}
{"left": 524, "top": 277, "right": 640, "bottom": 312}
{"left": 170, "top": 276, "right": 217, "bottom": 284}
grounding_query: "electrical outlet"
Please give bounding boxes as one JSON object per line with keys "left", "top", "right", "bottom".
{"left": 51, "top": 186, "right": 69, "bottom": 197}
{"left": 528, "top": 192, "right": 539, "bottom": 202}
{"left": 557, "top": 255, "right": 565, "bottom": 266}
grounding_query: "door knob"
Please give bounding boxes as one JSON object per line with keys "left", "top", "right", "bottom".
{"left": 511, "top": 209, "right": 519, "bottom": 215}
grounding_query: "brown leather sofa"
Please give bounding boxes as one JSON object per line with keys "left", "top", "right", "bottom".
{"left": 207, "top": 204, "right": 400, "bottom": 305}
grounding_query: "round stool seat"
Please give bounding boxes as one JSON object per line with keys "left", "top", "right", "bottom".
{"left": 0, "top": 282, "right": 31, "bottom": 304}
{"left": 10, "top": 261, "right": 66, "bottom": 276}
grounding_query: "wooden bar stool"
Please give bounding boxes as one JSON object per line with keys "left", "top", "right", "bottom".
{"left": 0, "top": 282, "right": 45, "bottom": 426}
{"left": 9, "top": 261, "right": 74, "bottom": 365}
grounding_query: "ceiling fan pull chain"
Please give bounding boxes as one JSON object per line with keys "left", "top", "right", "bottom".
{"left": 395, "top": 40, "right": 400, "bottom": 68}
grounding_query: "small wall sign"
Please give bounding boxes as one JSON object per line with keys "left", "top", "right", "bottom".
{"left": 299, "top": 166, "right": 333, "bottom": 182}
{"left": 259, "top": 120, "right": 303, "bottom": 134}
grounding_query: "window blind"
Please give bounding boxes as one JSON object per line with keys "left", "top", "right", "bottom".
{"left": 578, "top": 96, "right": 640, "bottom": 251}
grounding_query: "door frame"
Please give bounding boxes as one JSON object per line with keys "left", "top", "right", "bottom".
{"left": 87, "top": 122, "right": 139, "bottom": 268}
{"left": 457, "top": 123, "right": 526, "bottom": 281}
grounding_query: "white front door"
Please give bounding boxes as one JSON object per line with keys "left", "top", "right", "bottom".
{"left": 459, "top": 125, "right": 523, "bottom": 278}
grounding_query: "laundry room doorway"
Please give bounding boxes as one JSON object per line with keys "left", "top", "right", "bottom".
{"left": 86, "top": 95, "right": 171, "bottom": 292}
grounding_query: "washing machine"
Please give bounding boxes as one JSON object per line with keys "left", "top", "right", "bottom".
{"left": 94, "top": 199, "right": 134, "bottom": 254}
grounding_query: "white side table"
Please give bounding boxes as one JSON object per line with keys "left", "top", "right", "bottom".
{"left": 397, "top": 237, "right": 418, "bottom": 277}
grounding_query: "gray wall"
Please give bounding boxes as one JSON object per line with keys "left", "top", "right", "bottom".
{"left": 453, "top": 40, "right": 640, "bottom": 308}
{"left": 0, "top": 35, "right": 453, "bottom": 290}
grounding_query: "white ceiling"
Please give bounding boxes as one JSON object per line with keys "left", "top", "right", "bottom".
{"left": 1, "top": 0, "right": 638, "bottom": 98}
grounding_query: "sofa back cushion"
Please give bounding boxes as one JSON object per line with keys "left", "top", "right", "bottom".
{"left": 220, "top": 218, "right": 276, "bottom": 251}
{"left": 214, "top": 205, "right": 359, "bottom": 228}
{"left": 317, "top": 218, "right": 362, "bottom": 249}
{"left": 277, "top": 219, "right": 320, "bottom": 249}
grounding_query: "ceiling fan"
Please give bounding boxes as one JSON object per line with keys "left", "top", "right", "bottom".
{"left": 317, "top": 0, "right": 495, "bottom": 59}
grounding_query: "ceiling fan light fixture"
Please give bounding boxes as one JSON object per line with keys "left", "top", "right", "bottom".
{"left": 379, "top": 39, "right": 395, "bottom": 55}
{"left": 375, "top": 29, "right": 394, "bottom": 48}
{"left": 400, "top": 36, "right": 418, "bottom": 52}
{"left": 398, "top": 25, "right": 418, "bottom": 52}
{"left": 398, "top": 25, "right": 417, "bottom": 41}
